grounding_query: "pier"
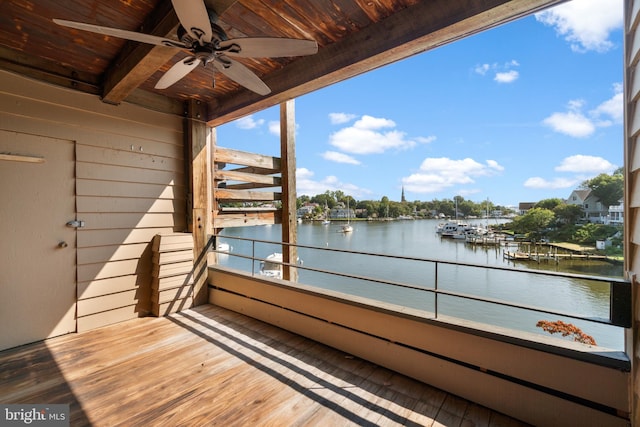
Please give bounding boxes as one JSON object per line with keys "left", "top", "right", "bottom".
{"left": 503, "top": 241, "right": 609, "bottom": 263}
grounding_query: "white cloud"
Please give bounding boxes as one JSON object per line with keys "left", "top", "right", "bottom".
{"left": 524, "top": 155, "right": 617, "bottom": 191}
{"left": 235, "top": 115, "right": 265, "bottom": 129}
{"left": 542, "top": 110, "right": 595, "bottom": 138}
{"left": 494, "top": 70, "right": 519, "bottom": 84}
{"left": 542, "top": 86, "right": 623, "bottom": 137}
{"left": 268, "top": 121, "right": 280, "bottom": 136}
{"left": 523, "top": 177, "right": 579, "bottom": 189}
{"left": 322, "top": 151, "right": 361, "bottom": 165}
{"left": 329, "top": 113, "right": 357, "bottom": 124}
{"left": 486, "top": 159, "right": 505, "bottom": 171}
{"left": 555, "top": 155, "right": 616, "bottom": 174}
{"left": 329, "top": 115, "right": 433, "bottom": 154}
{"left": 401, "top": 157, "right": 504, "bottom": 194}
{"left": 535, "top": 0, "right": 623, "bottom": 53}
{"left": 296, "top": 168, "right": 371, "bottom": 198}
{"left": 416, "top": 136, "right": 437, "bottom": 144}
{"left": 474, "top": 63, "right": 490, "bottom": 75}
{"left": 591, "top": 83, "right": 623, "bottom": 125}
{"left": 474, "top": 60, "right": 520, "bottom": 83}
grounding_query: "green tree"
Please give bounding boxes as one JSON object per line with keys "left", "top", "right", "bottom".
{"left": 581, "top": 170, "right": 623, "bottom": 209}
{"left": 536, "top": 198, "right": 564, "bottom": 210}
{"left": 512, "top": 208, "right": 555, "bottom": 239}
{"left": 297, "top": 195, "right": 310, "bottom": 209}
{"left": 311, "top": 191, "right": 336, "bottom": 209}
{"left": 553, "top": 203, "right": 583, "bottom": 225}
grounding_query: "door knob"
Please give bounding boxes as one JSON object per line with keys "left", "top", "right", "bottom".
{"left": 58, "top": 241, "right": 68, "bottom": 248}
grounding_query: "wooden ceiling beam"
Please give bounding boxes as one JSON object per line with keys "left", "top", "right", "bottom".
{"left": 101, "top": 0, "right": 180, "bottom": 105}
{"left": 206, "top": 0, "right": 564, "bottom": 127}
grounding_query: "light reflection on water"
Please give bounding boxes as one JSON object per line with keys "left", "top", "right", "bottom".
{"left": 218, "top": 219, "right": 624, "bottom": 350}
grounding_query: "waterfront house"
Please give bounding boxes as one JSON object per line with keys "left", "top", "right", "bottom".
{"left": 607, "top": 199, "right": 625, "bottom": 225}
{"left": 567, "top": 189, "right": 608, "bottom": 222}
{"left": 296, "top": 204, "right": 317, "bottom": 218}
{"left": 0, "top": 1, "right": 638, "bottom": 426}
{"left": 517, "top": 202, "right": 536, "bottom": 215}
{"left": 329, "top": 206, "right": 355, "bottom": 219}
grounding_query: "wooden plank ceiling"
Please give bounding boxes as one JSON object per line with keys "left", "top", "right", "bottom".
{"left": 0, "top": 0, "right": 565, "bottom": 126}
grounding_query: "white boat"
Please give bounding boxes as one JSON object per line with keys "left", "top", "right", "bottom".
{"left": 437, "top": 221, "right": 469, "bottom": 237}
{"left": 341, "top": 198, "right": 353, "bottom": 232}
{"left": 340, "top": 224, "right": 353, "bottom": 233}
{"left": 322, "top": 219, "right": 331, "bottom": 225}
{"left": 259, "top": 253, "right": 302, "bottom": 279}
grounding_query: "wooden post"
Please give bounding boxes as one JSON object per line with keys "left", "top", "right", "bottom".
{"left": 209, "top": 127, "right": 221, "bottom": 266}
{"left": 186, "top": 99, "right": 211, "bottom": 306}
{"left": 280, "top": 100, "right": 298, "bottom": 282}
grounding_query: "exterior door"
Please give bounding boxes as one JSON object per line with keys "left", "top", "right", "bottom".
{"left": 0, "top": 129, "right": 76, "bottom": 350}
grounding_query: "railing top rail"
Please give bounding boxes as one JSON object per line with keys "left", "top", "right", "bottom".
{"left": 212, "top": 234, "right": 628, "bottom": 284}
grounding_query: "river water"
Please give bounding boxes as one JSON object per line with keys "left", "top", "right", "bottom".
{"left": 217, "top": 219, "right": 624, "bottom": 350}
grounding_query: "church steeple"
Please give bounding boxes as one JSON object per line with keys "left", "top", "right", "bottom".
{"left": 401, "top": 186, "right": 406, "bottom": 203}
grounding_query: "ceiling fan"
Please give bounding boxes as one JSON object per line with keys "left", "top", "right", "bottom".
{"left": 53, "top": 0, "right": 318, "bottom": 95}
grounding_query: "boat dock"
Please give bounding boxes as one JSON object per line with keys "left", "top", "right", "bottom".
{"left": 503, "top": 250, "right": 608, "bottom": 263}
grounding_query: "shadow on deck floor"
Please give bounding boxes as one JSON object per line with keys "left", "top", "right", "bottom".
{"left": 0, "top": 304, "right": 529, "bottom": 426}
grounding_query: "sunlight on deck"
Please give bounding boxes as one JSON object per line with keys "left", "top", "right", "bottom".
{"left": 0, "top": 305, "right": 528, "bottom": 426}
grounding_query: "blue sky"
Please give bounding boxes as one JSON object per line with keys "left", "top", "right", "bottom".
{"left": 217, "top": 0, "right": 623, "bottom": 208}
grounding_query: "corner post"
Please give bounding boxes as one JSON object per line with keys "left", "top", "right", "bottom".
{"left": 186, "top": 99, "right": 211, "bottom": 305}
{"left": 280, "top": 99, "right": 298, "bottom": 281}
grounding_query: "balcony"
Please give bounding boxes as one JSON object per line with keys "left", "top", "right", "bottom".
{"left": 207, "top": 235, "right": 631, "bottom": 426}
{"left": 0, "top": 235, "right": 630, "bottom": 426}
{"left": 1, "top": 304, "right": 529, "bottom": 426}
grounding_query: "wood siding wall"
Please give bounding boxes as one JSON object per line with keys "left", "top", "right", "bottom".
{"left": 0, "top": 70, "right": 185, "bottom": 334}
{"left": 627, "top": 1, "right": 640, "bottom": 424}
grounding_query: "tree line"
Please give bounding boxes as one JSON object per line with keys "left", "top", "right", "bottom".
{"left": 297, "top": 191, "right": 512, "bottom": 219}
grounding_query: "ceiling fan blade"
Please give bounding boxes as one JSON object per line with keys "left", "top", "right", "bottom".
{"left": 53, "top": 19, "right": 186, "bottom": 49}
{"left": 219, "top": 37, "right": 318, "bottom": 58}
{"left": 213, "top": 57, "right": 271, "bottom": 95}
{"left": 171, "top": 0, "right": 213, "bottom": 44}
{"left": 155, "top": 56, "right": 201, "bottom": 89}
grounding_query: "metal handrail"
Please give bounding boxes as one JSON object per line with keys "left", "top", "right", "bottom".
{"left": 210, "top": 234, "right": 631, "bottom": 328}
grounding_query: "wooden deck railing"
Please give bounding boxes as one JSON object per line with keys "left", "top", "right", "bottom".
{"left": 210, "top": 234, "right": 631, "bottom": 333}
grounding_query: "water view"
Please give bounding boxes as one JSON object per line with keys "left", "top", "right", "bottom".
{"left": 217, "top": 219, "right": 625, "bottom": 350}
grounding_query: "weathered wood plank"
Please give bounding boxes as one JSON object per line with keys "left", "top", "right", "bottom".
{"left": 228, "top": 165, "right": 281, "bottom": 175}
{"left": 78, "top": 275, "right": 144, "bottom": 300}
{"left": 77, "top": 212, "right": 184, "bottom": 230}
{"left": 152, "top": 275, "right": 194, "bottom": 292}
{"left": 76, "top": 144, "right": 184, "bottom": 172}
{"left": 76, "top": 155, "right": 184, "bottom": 182}
{"left": 215, "top": 169, "right": 282, "bottom": 186}
{"left": 77, "top": 227, "right": 178, "bottom": 248}
{"left": 152, "top": 284, "right": 193, "bottom": 304}
{"left": 152, "top": 250, "right": 194, "bottom": 265}
{"left": 222, "top": 182, "right": 281, "bottom": 190}
{"left": 213, "top": 210, "right": 282, "bottom": 227}
{"left": 152, "top": 260, "right": 195, "bottom": 279}
{"left": 215, "top": 188, "right": 281, "bottom": 201}
{"left": 215, "top": 146, "right": 281, "bottom": 170}
{"left": 76, "top": 179, "right": 184, "bottom": 199}
{"left": 78, "top": 242, "right": 150, "bottom": 265}
{"left": 77, "top": 196, "right": 185, "bottom": 214}
{"left": 0, "top": 305, "right": 530, "bottom": 426}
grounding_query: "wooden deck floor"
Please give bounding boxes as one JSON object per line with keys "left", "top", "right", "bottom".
{"left": 0, "top": 305, "right": 529, "bottom": 426}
